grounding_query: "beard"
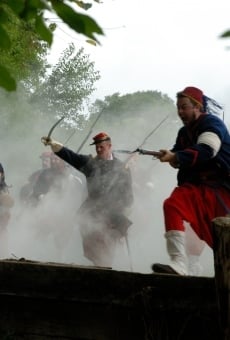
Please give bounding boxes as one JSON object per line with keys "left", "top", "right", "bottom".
{"left": 183, "top": 112, "right": 197, "bottom": 127}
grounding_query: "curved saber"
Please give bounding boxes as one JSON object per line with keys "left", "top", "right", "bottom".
{"left": 41, "top": 116, "right": 65, "bottom": 143}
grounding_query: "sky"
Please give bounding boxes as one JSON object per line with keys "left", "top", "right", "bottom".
{"left": 47, "top": 0, "right": 230, "bottom": 119}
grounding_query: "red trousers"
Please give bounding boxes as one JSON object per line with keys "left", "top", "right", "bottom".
{"left": 163, "top": 183, "right": 230, "bottom": 248}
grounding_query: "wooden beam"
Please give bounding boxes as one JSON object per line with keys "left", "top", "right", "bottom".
{"left": 0, "top": 260, "right": 222, "bottom": 339}
{"left": 212, "top": 216, "right": 230, "bottom": 340}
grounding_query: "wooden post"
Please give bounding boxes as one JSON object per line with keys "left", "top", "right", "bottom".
{"left": 212, "top": 216, "right": 230, "bottom": 340}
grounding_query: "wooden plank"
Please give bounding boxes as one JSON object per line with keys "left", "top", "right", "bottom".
{"left": 212, "top": 216, "right": 230, "bottom": 340}
{"left": 0, "top": 259, "right": 222, "bottom": 339}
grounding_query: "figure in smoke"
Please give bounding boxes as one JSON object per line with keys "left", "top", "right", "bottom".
{"left": 0, "top": 163, "right": 14, "bottom": 257}
{"left": 41, "top": 132, "right": 134, "bottom": 268}
{"left": 21, "top": 152, "right": 83, "bottom": 261}
{"left": 19, "top": 151, "right": 52, "bottom": 204}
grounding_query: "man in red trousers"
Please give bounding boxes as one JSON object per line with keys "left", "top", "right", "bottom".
{"left": 152, "top": 86, "right": 230, "bottom": 275}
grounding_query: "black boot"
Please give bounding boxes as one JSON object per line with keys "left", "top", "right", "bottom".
{"left": 151, "top": 231, "right": 188, "bottom": 275}
{"left": 152, "top": 263, "right": 180, "bottom": 275}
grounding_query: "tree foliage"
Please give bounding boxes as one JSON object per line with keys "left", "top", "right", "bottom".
{"left": 0, "top": 41, "right": 100, "bottom": 159}
{"left": 30, "top": 43, "right": 101, "bottom": 127}
{"left": 77, "top": 91, "right": 178, "bottom": 154}
{"left": 89, "top": 91, "right": 175, "bottom": 125}
{"left": 0, "top": 3, "right": 48, "bottom": 90}
{"left": 0, "top": 0, "right": 103, "bottom": 91}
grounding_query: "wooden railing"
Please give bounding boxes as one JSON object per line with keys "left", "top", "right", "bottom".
{"left": 213, "top": 216, "right": 230, "bottom": 340}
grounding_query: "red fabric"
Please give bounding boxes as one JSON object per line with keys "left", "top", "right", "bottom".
{"left": 163, "top": 183, "right": 230, "bottom": 248}
{"left": 180, "top": 86, "right": 203, "bottom": 106}
{"left": 90, "top": 132, "right": 111, "bottom": 145}
{"left": 93, "top": 132, "right": 110, "bottom": 142}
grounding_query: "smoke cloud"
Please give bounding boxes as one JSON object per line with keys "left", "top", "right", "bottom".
{"left": 2, "top": 87, "right": 228, "bottom": 278}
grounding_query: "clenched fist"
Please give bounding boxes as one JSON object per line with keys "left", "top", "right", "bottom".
{"left": 41, "top": 136, "right": 52, "bottom": 146}
{"left": 41, "top": 136, "right": 63, "bottom": 152}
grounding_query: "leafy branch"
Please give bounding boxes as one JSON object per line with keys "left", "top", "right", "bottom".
{"left": 0, "top": 0, "right": 104, "bottom": 91}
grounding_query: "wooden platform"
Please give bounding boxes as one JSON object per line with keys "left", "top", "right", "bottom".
{"left": 0, "top": 258, "right": 223, "bottom": 340}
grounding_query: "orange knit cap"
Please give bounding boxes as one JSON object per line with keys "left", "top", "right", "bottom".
{"left": 90, "top": 132, "right": 111, "bottom": 145}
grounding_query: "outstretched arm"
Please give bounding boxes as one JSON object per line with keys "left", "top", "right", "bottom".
{"left": 41, "top": 136, "right": 63, "bottom": 153}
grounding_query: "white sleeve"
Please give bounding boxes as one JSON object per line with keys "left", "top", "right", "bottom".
{"left": 197, "top": 132, "right": 221, "bottom": 157}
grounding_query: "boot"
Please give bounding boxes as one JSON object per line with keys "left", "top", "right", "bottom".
{"left": 188, "top": 255, "right": 203, "bottom": 276}
{"left": 152, "top": 230, "right": 188, "bottom": 275}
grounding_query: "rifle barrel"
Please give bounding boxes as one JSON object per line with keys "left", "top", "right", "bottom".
{"left": 138, "top": 149, "right": 163, "bottom": 157}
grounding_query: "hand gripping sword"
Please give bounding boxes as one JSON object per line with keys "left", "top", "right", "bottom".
{"left": 41, "top": 115, "right": 65, "bottom": 144}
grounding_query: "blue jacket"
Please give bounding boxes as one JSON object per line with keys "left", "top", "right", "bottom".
{"left": 172, "top": 114, "right": 230, "bottom": 186}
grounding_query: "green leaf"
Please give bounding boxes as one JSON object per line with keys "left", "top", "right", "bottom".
{"left": 51, "top": 1, "right": 104, "bottom": 43}
{"left": 0, "top": 65, "right": 16, "bottom": 91}
{"left": 75, "top": 1, "right": 92, "bottom": 10}
{"left": 220, "top": 30, "right": 230, "bottom": 38}
{"left": 35, "top": 15, "right": 53, "bottom": 46}
{"left": 0, "top": 8, "right": 10, "bottom": 24}
{"left": 86, "top": 39, "right": 97, "bottom": 46}
{"left": 19, "top": 0, "right": 50, "bottom": 20}
{"left": 0, "top": 25, "right": 11, "bottom": 49}
{"left": 5, "top": 0, "right": 25, "bottom": 15}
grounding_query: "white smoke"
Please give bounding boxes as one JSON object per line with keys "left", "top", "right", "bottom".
{"left": 1, "top": 89, "right": 225, "bottom": 278}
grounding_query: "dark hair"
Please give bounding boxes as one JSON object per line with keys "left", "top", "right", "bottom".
{"left": 0, "top": 163, "right": 8, "bottom": 191}
{"left": 176, "top": 93, "right": 205, "bottom": 113}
